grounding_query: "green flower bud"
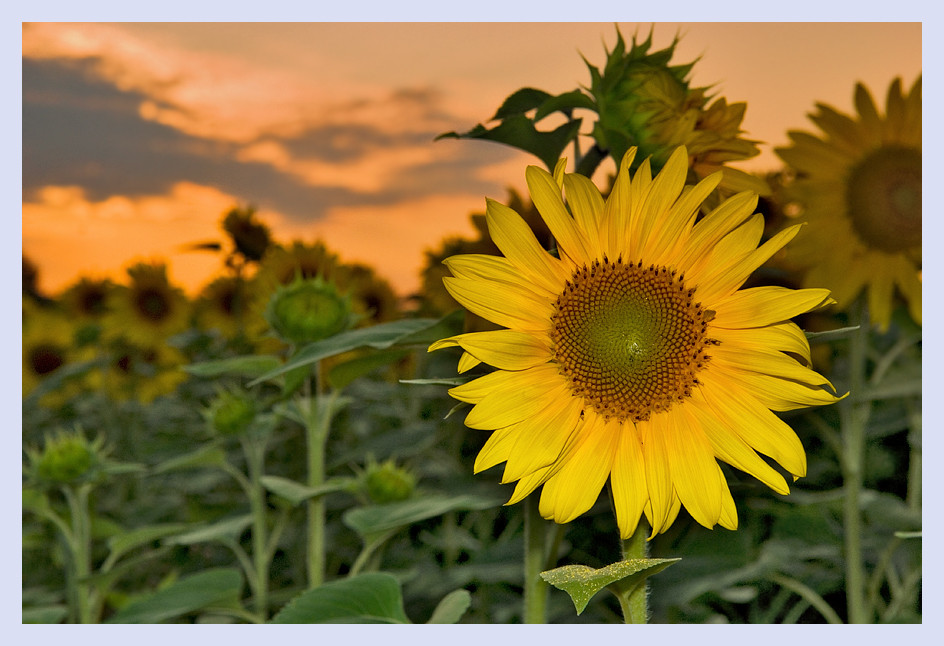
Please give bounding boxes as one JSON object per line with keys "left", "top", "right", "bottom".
{"left": 32, "top": 430, "right": 97, "bottom": 484}
{"left": 264, "top": 275, "right": 352, "bottom": 345}
{"left": 364, "top": 459, "right": 416, "bottom": 504}
{"left": 208, "top": 389, "right": 257, "bottom": 437}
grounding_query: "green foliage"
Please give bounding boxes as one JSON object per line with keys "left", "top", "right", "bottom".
{"left": 542, "top": 558, "right": 680, "bottom": 615}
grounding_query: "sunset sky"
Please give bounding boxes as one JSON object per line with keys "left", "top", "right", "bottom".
{"left": 21, "top": 21, "right": 923, "bottom": 299}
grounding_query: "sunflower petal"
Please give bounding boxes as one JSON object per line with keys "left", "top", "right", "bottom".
{"left": 610, "top": 420, "right": 648, "bottom": 539}
{"left": 712, "top": 286, "right": 833, "bottom": 329}
{"left": 526, "top": 165, "right": 592, "bottom": 263}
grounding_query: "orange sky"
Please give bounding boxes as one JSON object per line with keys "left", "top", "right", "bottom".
{"left": 21, "top": 22, "right": 923, "bottom": 299}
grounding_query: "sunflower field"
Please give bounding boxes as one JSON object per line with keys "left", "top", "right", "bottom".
{"left": 22, "top": 29, "right": 921, "bottom": 625}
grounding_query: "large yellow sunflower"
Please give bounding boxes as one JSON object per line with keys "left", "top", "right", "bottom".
{"left": 430, "top": 146, "right": 842, "bottom": 538}
{"left": 775, "top": 77, "right": 921, "bottom": 330}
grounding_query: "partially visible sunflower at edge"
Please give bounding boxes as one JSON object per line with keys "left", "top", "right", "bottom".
{"left": 775, "top": 77, "right": 921, "bottom": 331}
{"left": 102, "top": 262, "right": 191, "bottom": 346}
{"left": 430, "top": 146, "right": 843, "bottom": 537}
{"left": 23, "top": 303, "right": 95, "bottom": 406}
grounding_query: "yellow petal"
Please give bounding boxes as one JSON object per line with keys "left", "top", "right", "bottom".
{"left": 712, "top": 286, "right": 833, "bottom": 329}
{"left": 698, "top": 369, "right": 810, "bottom": 477}
{"left": 610, "top": 420, "right": 648, "bottom": 539}
{"left": 502, "top": 395, "right": 583, "bottom": 482}
{"left": 711, "top": 322, "right": 812, "bottom": 367}
{"left": 664, "top": 406, "right": 723, "bottom": 529}
{"left": 676, "top": 191, "right": 757, "bottom": 275}
{"left": 444, "top": 254, "right": 557, "bottom": 298}
{"left": 563, "top": 172, "right": 605, "bottom": 258}
{"left": 464, "top": 365, "right": 569, "bottom": 430}
{"left": 650, "top": 172, "right": 722, "bottom": 267}
{"left": 526, "top": 165, "right": 592, "bottom": 264}
{"left": 448, "top": 367, "right": 535, "bottom": 403}
{"left": 538, "top": 414, "right": 618, "bottom": 524}
{"left": 695, "top": 223, "right": 802, "bottom": 303}
{"left": 639, "top": 414, "right": 674, "bottom": 535}
{"left": 717, "top": 467, "right": 739, "bottom": 530}
{"left": 688, "top": 395, "right": 790, "bottom": 495}
{"left": 433, "top": 330, "right": 550, "bottom": 371}
{"left": 603, "top": 148, "right": 637, "bottom": 258}
{"left": 457, "top": 351, "right": 480, "bottom": 374}
{"left": 473, "top": 425, "right": 518, "bottom": 473}
{"left": 484, "top": 198, "right": 569, "bottom": 292}
{"left": 443, "top": 276, "right": 552, "bottom": 331}
{"left": 712, "top": 344, "right": 835, "bottom": 391}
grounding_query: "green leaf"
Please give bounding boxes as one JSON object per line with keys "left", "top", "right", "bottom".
{"left": 438, "top": 114, "right": 582, "bottom": 171}
{"left": 534, "top": 89, "right": 597, "bottom": 120}
{"left": 105, "top": 568, "right": 243, "bottom": 624}
{"left": 167, "top": 514, "right": 253, "bottom": 546}
{"left": 399, "top": 377, "right": 468, "bottom": 387}
{"left": 492, "top": 87, "right": 554, "bottom": 118}
{"left": 343, "top": 493, "right": 503, "bottom": 544}
{"left": 150, "top": 444, "right": 227, "bottom": 475}
{"left": 327, "top": 348, "right": 410, "bottom": 390}
{"left": 22, "top": 605, "right": 69, "bottom": 624}
{"left": 426, "top": 589, "right": 471, "bottom": 624}
{"left": 185, "top": 354, "right": 283, "bottom": 379}
{"left": 541, "top": 557, "right": 680, "bottom": 615}
{"left": 270, "top": 572, "right": 410, "bottom": 624}
{"left": 106, "top": 524, "right": 190, "bottom": 564}
{"left": 804, "top": 326, "right": 860, "bottom": 342}
{"left": 260, "top": 475, "right": 355, "bottom": 506}
{"left": 249, "top": 317, "right": 443, "bottom": 386}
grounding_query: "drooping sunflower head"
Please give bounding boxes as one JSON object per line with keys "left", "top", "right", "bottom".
{"left": 222, "top": 206, "right": 272, "bottom": 262}
{"left": 430, "top": 146, "right": 842, "bottom": 538}
{"left": 775, "top": 76, "right": 921, "bottom": 330}
{"left": 586, "top": 28, "right": 768, "bottom": 199}
{"left": 103, "top": 262, "right": 191, "bottom": 346}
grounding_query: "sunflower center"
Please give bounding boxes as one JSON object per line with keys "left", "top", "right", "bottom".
{"left": 30, "top": 344, "right": 65, "bottom": 376}
{"left": 846, "top": 145, "right": 921, "bottom": 252}
{"left": 550, "top": 258, "right": 714, "bottom": 423}
{"left": 136, "top": 288, "right": 171, "bottom": 322}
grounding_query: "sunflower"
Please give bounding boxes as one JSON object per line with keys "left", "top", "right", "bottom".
{"left": 775, "top": 77, "right": 921, "bottom": 330}
{"left": 586, "top": 29, "right": 769, "bottom": 199}
{"left": 97, "top": 341, "right": 188, "bottom": 404}
{"left": 194, "top": 275, "right": 253, "bottom": 340}
{"left": 102, "top": 263, "right": 191, "bottom": 346}
{"left": 23, "top": 304, "right": 95, "bottom": 406}
{"left": 430, "top": 146, "right": 843, "bottom": 537}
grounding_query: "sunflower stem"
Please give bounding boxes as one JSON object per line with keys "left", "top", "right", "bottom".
{"left": 243, "top": 436, "right": 270, "bottom": 619}
{"left": 616, "top": 521, "right": 650, "bottom": 624}
{"left": 841, "top": 298, "right": 871, "bottom": 623}
{"left": 305, "top": 370, "right": 328, "bottom": 589}
{"left": 62, "top": 483, "right": 94, "bottom": 624}
{"left": 522, "top": 495, "right": 549, "bottom": 623}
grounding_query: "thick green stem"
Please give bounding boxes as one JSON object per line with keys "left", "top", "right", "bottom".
{"left": 841, "top": 299, "right": 871, "bottom": 623}
{"left": 305, "top": 368, "right": 334, "bottom": 589}
{"left": 522, "top": 495, "right": 548, "bottom": 624}
{"left": 63, "top": 484, "right": 94, "bottom": 624}
{"left": 244, "top": 439, "right": 270, "bottom": 619}
{"left": 616, "top": 521, "right": 650, "bottom": 624}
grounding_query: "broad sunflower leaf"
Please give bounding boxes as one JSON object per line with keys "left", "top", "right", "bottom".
{"left": 184, "top": 354, "right": 283, "bottom": 379}
{"left": 105, "top": 568, "right": 243, "bottom": 624}
{"left": 167, "top": 514, "right": 253, "bottom": 546}
{"left": 438, "top": 114, "right": 582, "bottom": 171}
{"left": 150, "top": 444, "right": 227, "bottom": 475}
{"left": 270, "top": 572, "right": 409, "bottom": 624}
{"left": 106, "top": 523, "right": 190, "bottom": 564}
{"left": 541, "top": 557, "right": 680, "bottom": 615}
{"left": 260, "top": 475, "right": 356, "bottom": 507}
{"left": 426, "top": 589, "right": 472, "bottom": 624}
{"left": 249, "top": 317, "right": 444, "bottom": 386}
{"left": 343, "top": 493, "right": 503, "bottom": 544}
{"left": 326, "top": 348, "right": 411, "bottom": 390}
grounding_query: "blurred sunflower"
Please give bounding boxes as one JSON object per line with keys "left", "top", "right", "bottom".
{"left": 194, "top": 276, "right": 252, "bottom": 340}
{"left": 335, "top": 263, "right": 401, "bottom": 325}
{"left": 587, "top": 29, "right": 768, "bottom": 199}
{"left": 103, "top": 263, "right": 190, "bottom": 346}
{"left": 775, "top": 77, "right": 921, "bottom": 330}
{"left": 430, "top": 146, "right": 842, "bottom": 537}
{"left": 96, "top": 341, "right": 188, "bottom": 404}
{"left": 23, "top": 305, "right": 95, "bottom": 405}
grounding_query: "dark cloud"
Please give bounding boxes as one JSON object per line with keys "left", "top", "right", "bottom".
{"left": 22, "top": 57, "right": 514, "bottom": 226}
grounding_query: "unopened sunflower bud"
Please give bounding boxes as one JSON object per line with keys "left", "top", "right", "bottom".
{"left": 264, "top": 275, "right": 352, "bottom": 345}
{"left": 33, "top": 430, "right": 96, "bottom": 484}
{"left": 364, "top": 459, "right": 416, "bottom": 504}
{"left": 208, "top": 389, "right": 257, "bottom": 437}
